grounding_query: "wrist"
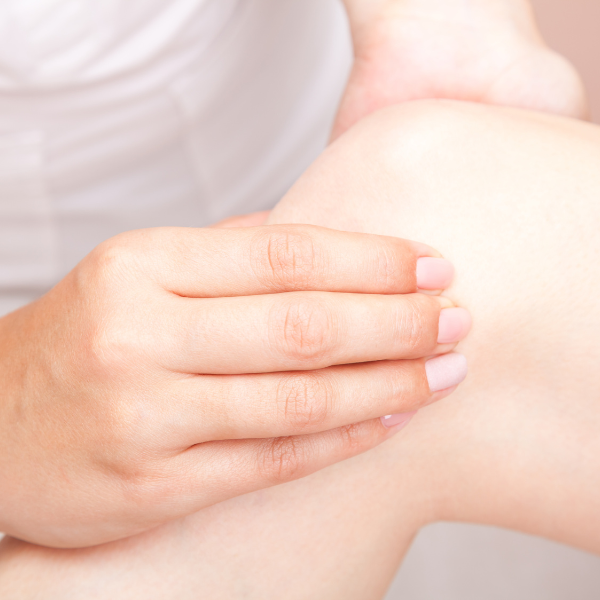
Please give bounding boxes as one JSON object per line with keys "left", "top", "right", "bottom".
{"left": 342, "top": 0, "right": 540, "bottom": 54}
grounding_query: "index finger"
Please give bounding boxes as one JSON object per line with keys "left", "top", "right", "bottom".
{"left": 138, "top": 225, "right": 452, "bottom": 297}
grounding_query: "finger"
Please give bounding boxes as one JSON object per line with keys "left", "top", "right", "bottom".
{"left": 159, "top": 292, "right": 471, "bottom": 373}
{"left": 168, "top": 416, "right": 416, "bottom": 518}
{"left": 211, "top": 211, "right": 271, "bottom": 228}
{"left": 170, "top": 354, "right": 466, "bottom": 444}
{"left": 125, "top": 224, "right": 451, "bottom": 297}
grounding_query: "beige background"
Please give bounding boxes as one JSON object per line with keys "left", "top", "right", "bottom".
{"left": 387, "top": 2, "right": 600, "bottom": 598}
{"left": 532, "top": 0, "right": 600, "bottom": 122}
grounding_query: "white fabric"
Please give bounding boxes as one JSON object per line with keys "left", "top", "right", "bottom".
{"left": 0, "top": 0, "right": 352, "bottom": 315}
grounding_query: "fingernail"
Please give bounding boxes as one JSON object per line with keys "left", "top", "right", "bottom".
{"left": 426, "top": 353, "right": 468, "bottom": 392}
{"left": 416, "top": 257, "right": 455, "bottom": 290}
{"left": 437, "top": 308, "right": 472, "bottom": 344}
{"left": 381, "top": 411, "right": 417, "bottom": 430}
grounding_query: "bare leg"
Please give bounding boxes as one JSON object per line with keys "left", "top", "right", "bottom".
{"left": 2, "top": 102, "right": 600, "bottom": 598}
{"left": 0, "top": 445, "right": 431, "bottom": 599}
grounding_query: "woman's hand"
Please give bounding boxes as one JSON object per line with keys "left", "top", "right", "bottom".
{"left": 0, "top": 224, "right": 469, "bottom": 548}
{"left": 334, "top": 0, "right": 588, "bottom": 138}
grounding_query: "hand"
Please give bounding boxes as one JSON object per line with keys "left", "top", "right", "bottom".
{"left": 334, "top": 0, "right": 588, "bottom": 138}
{"left": 0, "top": 225, "right": 470, "bottom": 548}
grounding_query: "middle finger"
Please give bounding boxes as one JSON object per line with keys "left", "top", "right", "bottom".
{"left": 159, "top": 292, "right": 471, "bottom": 374}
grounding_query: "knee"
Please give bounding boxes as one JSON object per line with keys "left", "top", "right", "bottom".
{"left": 344, "top": 100, "right": 492, "bottom": 179}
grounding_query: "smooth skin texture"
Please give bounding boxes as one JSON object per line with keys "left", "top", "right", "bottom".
{"left": 0, "top": 0, "right": 594, "bottom": 595}
{"left": 333, "top": 0, "right": 588, "bottom": 138}
{"left": 0, "top": 224, "right": 469, "bottom": 549}
{"left": 2, "top": 101, "right": 600, "bottom": 599}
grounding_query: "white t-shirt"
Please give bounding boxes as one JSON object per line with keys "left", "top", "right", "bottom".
{"left": 0, "top": 0, "right": 352, "bottom": 315}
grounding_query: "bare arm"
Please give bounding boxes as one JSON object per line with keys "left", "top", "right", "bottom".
{"left": 334, "top": 0, "right": 587, "bottom": 137}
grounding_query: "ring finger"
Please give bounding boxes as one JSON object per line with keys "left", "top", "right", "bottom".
{"left": 166, "top": 353, "right": 467, "bottom": 445}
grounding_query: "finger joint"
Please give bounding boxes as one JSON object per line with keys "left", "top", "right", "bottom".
{"left": 253, "top": 228, "right": 324, "bottom": 290}
{"left": 271, "top": 297, "right": 336, "bottom": 364}
{"left": 276, "top": 373, "right": 333, "bottom": 432}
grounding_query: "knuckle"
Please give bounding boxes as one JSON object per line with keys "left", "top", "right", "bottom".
{"left": 272, "top": 297, "right": 336, "bottom": 363}
{"left": 253, "top": 227, "right": 323, "bottom": 290}
{"left": 337, "top": 422, "right": 370, "bottom": 454}
{"left": 89, "top": 407, "right": 145, "bottom": 476}
{"left": 257, "top": 436, "right": 308, "bottom": 482}
{"left": 276, "top": 373, "right": 333, "bottom": 431}
{"left": 394, "top": 296, "right": 432, "bottom": 354}
{"left": 388, "top": 361, "right": 423, "bottom": 401}
{"left": 114, "top": 461, "right": 176, "bottom": 512}
{"left": 104, "top": 391, "right": 145, "bottom": 444}
{"left": 84, "top": 234, "right": 144, "bottom": 288}
{"left": 371, "top": 241, "right": 414, "bottom": 292}
{"left": 65, "top": 235, "right": 153, "bottom": 377}
{"left": 92, "top": 395, "right": 166, "bottom": 485}
{"left": 86, "top": 317, "right": 145, "bottom": 376}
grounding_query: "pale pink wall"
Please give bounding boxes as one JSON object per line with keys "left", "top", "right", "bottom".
{"left": 531, "top": 0, "right": 600, "bottom": 122}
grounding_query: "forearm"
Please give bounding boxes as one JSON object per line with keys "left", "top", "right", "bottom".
{"left": 340, "top": 0, "right": 540, "bottom": 48}
{"left": 333, "top": 0, "right": 586, "bottom": 141}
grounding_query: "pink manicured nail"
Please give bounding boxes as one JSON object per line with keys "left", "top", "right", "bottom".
{"left": 416, "top": 258, "right": 455, "bottom": 290}
{"left": 426, "top": 353, "right": 468, "bottom": 392}
{"left": 381, "top": 411, "right": 417, "bottom": 430}
{"left": 437, "top": 308, "right": 472, "bottom": 344}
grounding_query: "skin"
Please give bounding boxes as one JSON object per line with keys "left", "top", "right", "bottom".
{"left": 334, "top": 0, "right": 588, "bottom": 138}
{"left": 0, "top": 224, "right": 468, "bottom": 548}
{"left": 269, "top": 99, "right": 600, "bottom": 553}
{"left": 2, "top": 100, "right": 600, "bottom": 599}
{"left": 0, "top": 0, "right": 595, "bottom": 597}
